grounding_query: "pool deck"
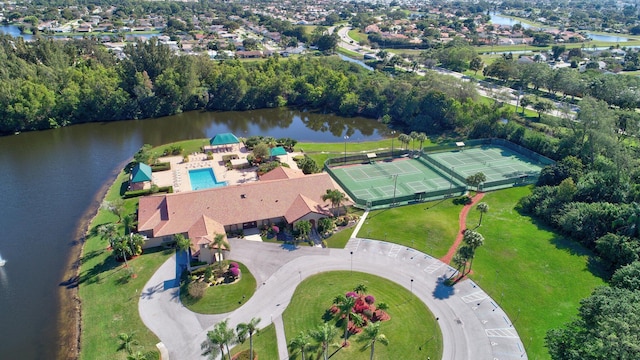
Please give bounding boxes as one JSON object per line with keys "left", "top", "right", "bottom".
{"left": 152, "top": 144, "right": 303, "bottom": 193}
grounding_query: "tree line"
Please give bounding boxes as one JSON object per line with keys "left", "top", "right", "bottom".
{"left": 0, "top": 34, "right": 488, "bottom": 135}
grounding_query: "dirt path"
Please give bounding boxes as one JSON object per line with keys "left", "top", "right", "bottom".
{"left": 440, "top": 192, "right": 485, "bottom": 265}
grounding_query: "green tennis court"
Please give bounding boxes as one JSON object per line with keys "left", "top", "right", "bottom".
{"left": 425, "top": 145, "right": 545, "bottom": 185}
{"left": 327, "top": 142, "right": 548, "bottom": 208}
{"left": 330, "top": 158, "right": 465, "bottom": 206}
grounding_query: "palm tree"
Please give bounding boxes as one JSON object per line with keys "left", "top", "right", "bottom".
{"left": 202, "top": 319, "right": 236, "bottom": 360}
{"left": 334, "top": 294, "right": 356, "bottom": 343}
{"left": 310, "top": 323, "right": 338, "bottom": 360}
{"left": 416, "top": 132, "right": 427, "bottom": 153}
{"left": 122, "top": 214, "right": 135, "bottom": 235}
{"left": 96, "top": 223, "right": 118, "bottom": 246}
{"left": 212, "top": 233, "right": 230, "bottom": 264}
{"left": 451, "top": 246, "right": 473, "bottom": 279}
{"left": 409, "top": 131, "right": 419, "bottom": 152}
{"left": 236, "top": 317, "right": 261, "bottom": 360}
{"left": 174, "top": 233, "right": 191, "bottom": 254}
{"left": 463, "top": 230, "right": 485, "bottom": 273}
{"left": 358, "top": 322, "right": 389, "bottom": 360}
{"left": 354, "top": 283, "right": 368, "bottom": 295}
{"left": 322, "top": 189, "right": 346, "bottom": 216}
{"left": 476, "top": 202, "right": 489, "bottom": 226}
{"left": 289, "top": 331, "right": 312, "bottom": 360}
{"left": 117, "top": 332, "right": 138, "bottom": 354}
{"left": 126, "top": 351, "right": 147, "bottom": 360}
{"left": 398, "top": 133, "right": 411, "bottom": 150}
{"left": 294, "top": 220, "right": 312, "bottom": 246}
{"left": 112, "top": 235, "right": 133, "bottom": 268}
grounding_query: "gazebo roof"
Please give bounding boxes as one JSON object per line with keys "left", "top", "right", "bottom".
{"left": 270, "top": 146, "right": 287, "bottom": 157}
{"left": 209, "top": 133, "right": 240, "bottom": 145}
{"left": 131, "top": 163, "right": 152, "bottom": 183}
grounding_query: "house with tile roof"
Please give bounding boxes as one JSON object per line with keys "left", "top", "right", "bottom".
{"left": 137, "top": 172, "right": 341, "bottom": 263}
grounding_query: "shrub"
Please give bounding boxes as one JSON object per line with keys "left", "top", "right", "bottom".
{"left": 123, "top": 186, "right": 173, "bottom": 198}
{"left": 335, "top": 217, "right": 349, "bottom": 227}
{"left": 206, "top": 152, "right": 213, "bottom": 160}
{"left": 229, "top": 267, "right": 240, "bottom": 277}
{"left": 204, "top": 267, "right": 213, "bottom": 283}
{"left": 365, "top": 295, "right": 375, "bottom": 304}
{"left": 150, "top": 162, "right": 171, "bottom": 172}
{"left": 188, "top": 281, "right": 208, "bottom": 299}
{"left": 346, "top": 291, "right": 358, "bottom": 298}
{"left": 229, "top": 262, "right": 239, "bottom": 269}
{"left": 271, "top": 225, "right": 280, "bottom": 234}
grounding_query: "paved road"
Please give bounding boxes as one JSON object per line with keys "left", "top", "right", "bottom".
{"left": 139, "top": 236, "right": 526, "bottom": 360}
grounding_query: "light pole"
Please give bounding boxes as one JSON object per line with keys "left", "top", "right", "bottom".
{"left": 449, "top": 166, "right": 455, "bottom": 191}
{"left": 410, "top": 279, "right": 414, "bottom": 295}
{"left": 390, "top": 130, "right": 396, "bottom": 159}
{"left": 350, "top": 251, "right": 353, "bottom": 273}
{"left": 392, "top": 174, "right": 398, "bottom": 206}
{"left": 343, "top": 135, "right": 349, "bottom": 164}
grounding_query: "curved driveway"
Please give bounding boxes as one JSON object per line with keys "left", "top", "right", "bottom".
{"left": 139, "top": 236, "right": 527, "bottom": 360}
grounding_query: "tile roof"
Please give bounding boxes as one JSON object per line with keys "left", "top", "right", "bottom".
{"left": 259, "top": 166, "right": 304, "bottom": 181}
{"left": 138, "top": 173, "right": 338, "bottom": 237}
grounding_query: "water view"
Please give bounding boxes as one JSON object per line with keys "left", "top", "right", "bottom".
{"left": 0, "top": 108, "right": 390, "bottom": 359}
{"left": 490, "top": 13, "right": 632, "bottom": 42}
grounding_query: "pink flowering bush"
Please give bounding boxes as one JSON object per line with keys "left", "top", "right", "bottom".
{"left": 365, "top": 295, "right": 375, "bottom": 304}
{"left": 346, "top": 291, "right": 358, "bottom": 298}
{"left": 229, "top": 262, "right": 239, "bottom": 269}
{"left": 228, "top": 267, "right": 240, "bottom": 277}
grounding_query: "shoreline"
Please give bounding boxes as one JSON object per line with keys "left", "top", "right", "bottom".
{"left": 56, "top": 162, "right": 127, "bottom": 360}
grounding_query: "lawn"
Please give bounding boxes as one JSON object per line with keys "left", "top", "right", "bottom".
{"left": 348, "top": 29, "right": 366, "bottom": 43}
{"left": 230, "top": 324, "right": 279, "bottom": 359}
{"left": 180, "top": 262, "right": 257, "bottom": 314}
{"left": 464, "top": 187, "right": 606, "bottom": 359}
{"left": 358, "top": 186, "right": 606, "bottom": 359}
{"left": 283, "top": 271, "right": 442, "bottom": 360}
{"left": 79, "top": 171, "right": 174, "bottom": 360}
{"left": 358, "top": 198, "right": 464, "bottom": 257}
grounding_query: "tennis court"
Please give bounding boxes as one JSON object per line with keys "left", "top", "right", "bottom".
{"left": 330, "top": 158, "right": 465, "bottom": 206}
{"left": 424, "top": 145, "right": 544, "bottom": 186}
{"left": 327, "top": 141, "right": 549, "bottom": 208}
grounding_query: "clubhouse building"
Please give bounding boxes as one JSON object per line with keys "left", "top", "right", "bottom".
{"left": 137, "top": 167, "right": 341, "bottom": 263}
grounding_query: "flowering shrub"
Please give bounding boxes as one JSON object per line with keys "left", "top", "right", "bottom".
{"left": 229, "top": 267, "right": 240, "bottom": 277}
{"left": 271, "top": 225, "right": 280, "bottom": 234}
{"left": 346, "top": 291, "right": 358, "bottom": 298}
{"left": 365, "top": 295, "right": 375, "bottom": 304}
{"left": 230, "top": 262, "right": 239, "bottom": 269}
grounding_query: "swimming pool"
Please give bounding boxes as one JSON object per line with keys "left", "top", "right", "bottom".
{"left": 189, "top": 168, "right": 227, "bottom": 190}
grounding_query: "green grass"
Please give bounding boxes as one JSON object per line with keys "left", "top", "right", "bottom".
{"left": 79, "top": 171, "right": 174, "bottom": 360}
{"left": 464, "top": 187, "right": 606, "bottom": 359}
{"left": 230, "top": 324, "right": 279, "bottom": 359}
{"left": 283, "top": 272, "right": 442, "bottom": 360}
{"left": 348, "top": 29, "right": 366, "bottom": 43}
{"left": 324, "top": 227, "right": 354, "bottom": 248}
{"left": 358, "top": 198, "right": 463, "bottom": 258}
{"left": 180, "top": 262, "right": 257, "bottom": 314}
{"left": 337, "top": 47, "right": 362, "bottom": 58}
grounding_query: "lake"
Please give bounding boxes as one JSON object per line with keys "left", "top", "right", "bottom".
{"left": 0, "top": 108, "right": 390, "bottom": 359}
{"left": 489, "top": 13, "right": 632, "bottom": 42}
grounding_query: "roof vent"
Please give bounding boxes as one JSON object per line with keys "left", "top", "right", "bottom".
{"left": 241, "top": 194, "right": 246, "bottom": 199}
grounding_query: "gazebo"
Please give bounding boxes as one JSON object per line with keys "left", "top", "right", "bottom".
{"left": 204, "top": 133, "right": 240, "bottom": 153}
{"left": 130, "top": 163, "right": 153, "bottom": 190}
{"left": 270, "top": 146, "right": 287, "bottom": 157}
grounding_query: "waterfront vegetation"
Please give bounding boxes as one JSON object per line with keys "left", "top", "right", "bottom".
{"left": 283, "top": 272, "right": 442, "bottom": 360}
{"left": 78, "top": 170, "right": 172, "bottom": 360}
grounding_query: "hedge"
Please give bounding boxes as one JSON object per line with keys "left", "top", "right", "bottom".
{"left": 123, "top": 185, "right": 173, "bottom": 199}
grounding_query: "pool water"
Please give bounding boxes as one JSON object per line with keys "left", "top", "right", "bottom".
{"left": 189, "top": 168, "right": 227, "bottom": 190}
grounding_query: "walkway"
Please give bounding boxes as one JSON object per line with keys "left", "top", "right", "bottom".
{"left": 441, "top": 192, "right": 486, "bottom": 264}
{"left": 139, "top": 232, "right": 526, "bottom": 360}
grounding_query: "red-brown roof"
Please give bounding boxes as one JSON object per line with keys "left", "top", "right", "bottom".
{"left": 259, "top": 166, "right": 304, "bottom": 181}
{"left": 138, "top": 173, "right": 339, "bottom": 238}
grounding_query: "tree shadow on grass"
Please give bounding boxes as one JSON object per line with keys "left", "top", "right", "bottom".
{"left": 432, "top": 276, "right": 455, "bottom": 300}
